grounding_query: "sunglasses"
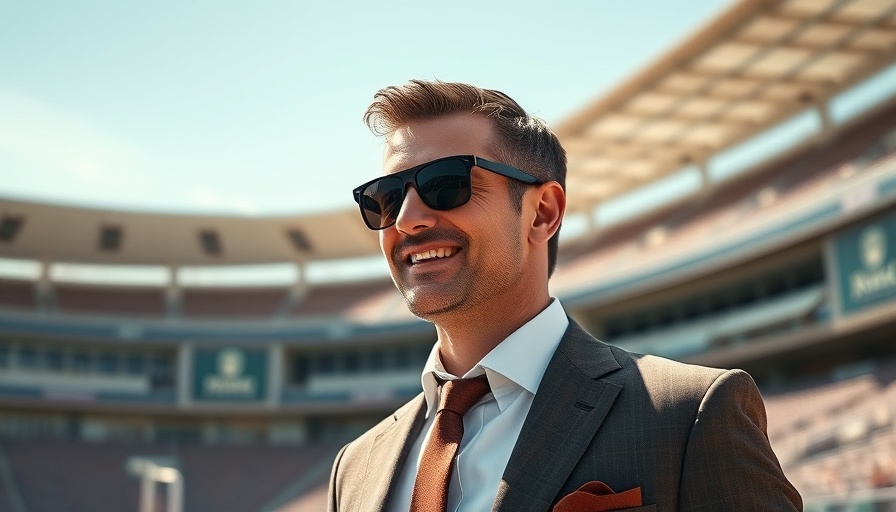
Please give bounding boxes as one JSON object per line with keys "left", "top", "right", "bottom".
{"left": 352, "top": 155, "right": 541, "bottom": 230}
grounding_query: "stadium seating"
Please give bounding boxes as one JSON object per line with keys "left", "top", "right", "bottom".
{"left": 0, "top": 438, "right": 172, "bottom": 512}
{"left": 181, "top": 286, "right": 289, "bottom": 318}
{"left": 292, "top": 280, "right": 388, "bottom": 316}
{"left": 0, "top": 474, "right": 18, "bottom": 512}
{"left": 0, "top": 437, "right": 342, "bottom": 512}
{"left": 276, "top": 481, "right": 329, "bottom": 512}
{"left": 178, "top": 442, "right": 339, "bottom": 512}
{"left": 765, "top": 360, "right": 896, "bottom": 499}
{"left": 0, "top": 279, "right": 36, "bottom": 310}
{"left": 56, "top": 284, "right": 166, "bottom": 317}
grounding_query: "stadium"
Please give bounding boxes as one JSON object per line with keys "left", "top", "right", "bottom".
{"left": 2, "top": 0, "right": 896, "bottom": 510}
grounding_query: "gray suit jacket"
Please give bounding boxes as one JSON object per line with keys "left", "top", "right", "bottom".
{"left": 328, "top": 320, "right": 802, "bottom": 511}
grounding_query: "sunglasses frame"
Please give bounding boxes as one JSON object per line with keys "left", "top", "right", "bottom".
{"left": 352, "top": 155, "right": 542, "bottom": 230}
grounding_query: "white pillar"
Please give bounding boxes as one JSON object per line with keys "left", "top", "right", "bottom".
{"left": 177, "top": 344, "right": 193, "bottom": 408}
{"left": 268, "top": 343, "right": 283, "bottom": 408}
{"left": 165, "top": 264, "right": 181, "bottom": 317}
{"left": 817, "top": 101, "right": 832, "bottom": 139}
{"left": 698, "top": 160, "right": 710, "bottom": 191}
{"left": 291, "top": 262, "right": 309, "bottom": 300}
{"left": 139, "top": 473, "right": 155, "bottom": 512}
{"left": 35, "top": 259, "right": 53, "bottom": 312}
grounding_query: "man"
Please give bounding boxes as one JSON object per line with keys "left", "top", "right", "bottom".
{"left": 329, "top": 80, "right": 802, "bottom": 511}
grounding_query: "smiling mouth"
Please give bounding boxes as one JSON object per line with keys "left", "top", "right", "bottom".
{"left": 409, "top": 247, "right": 458, "bottom": 264}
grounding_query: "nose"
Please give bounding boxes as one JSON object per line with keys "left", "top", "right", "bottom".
{"left": 394, "top": 185, "right": 437, "bottom": 234}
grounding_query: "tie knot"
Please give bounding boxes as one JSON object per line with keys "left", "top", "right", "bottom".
{"left": 438, "top": 377, "right": 490, "bottom": 416}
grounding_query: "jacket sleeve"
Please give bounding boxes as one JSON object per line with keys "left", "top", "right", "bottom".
{"left": 678, "top": 369, "right": 803, "bottom": 511}
{"left": 328, "top": 444, "right": 349, "bottom": 512}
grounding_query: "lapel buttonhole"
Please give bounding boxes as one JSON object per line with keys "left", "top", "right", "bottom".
{"left": 573, "top": 400, "right": 595, "bottom": 411}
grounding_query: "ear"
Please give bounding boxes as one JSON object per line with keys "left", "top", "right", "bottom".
{"left": 527, "top": 182, "right": 565, "bottom": 246}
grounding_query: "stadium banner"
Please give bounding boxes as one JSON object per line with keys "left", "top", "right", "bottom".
{"left": 192, "top": 347, "right": 267, "bottom": 401}
{"left": 831, "top": 208, "right": 896, "bottom": 316}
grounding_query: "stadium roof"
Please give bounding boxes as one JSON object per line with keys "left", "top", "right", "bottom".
{"left": 556, "top": 0, "right": 896, "bottom": 213}
{"left": 2, "top": 0, "right": 896, "bottom": 266}
{"left": 0, "top": 198, "right": 379, "bottom": 266}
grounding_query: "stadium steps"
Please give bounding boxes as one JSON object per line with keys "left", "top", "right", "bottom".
{"left": 0, "top": 440, "right": 28, "bottom": 512}
{"left": 256, "top": 442, "right": 343, "bottom": 512}
{"left": 0, "top": 438, "right": 344, "bottom": 512}
{"left": 178, "top": 441, "right": 339, "bottom": 512}
{"left": 0, "top": 438, "right": 174, "bottom": 512}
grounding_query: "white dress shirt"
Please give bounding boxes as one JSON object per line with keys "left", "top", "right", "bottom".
{"left": 388, "top": 299, "right": 569, "bottom": 512}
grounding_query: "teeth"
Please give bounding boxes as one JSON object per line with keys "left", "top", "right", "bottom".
{"left": 411, "top": 248, "right": 455, "bottom": 263}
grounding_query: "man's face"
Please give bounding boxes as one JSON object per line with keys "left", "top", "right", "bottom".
{"left": 379, "top": 113, "right": 529, "bottom": 320}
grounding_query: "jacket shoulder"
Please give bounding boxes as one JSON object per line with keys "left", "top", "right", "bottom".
{"left": 339, "top": 392, "right": 424, "bottom": 456}
{"left": 603, "top": 341, "right": 749, "bottom": 406}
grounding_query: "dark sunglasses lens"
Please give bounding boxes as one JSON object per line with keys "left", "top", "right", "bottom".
{"left": 417, "top": 160, "right": 471, "bottom": 210}
{"left": 361, "top": 177, "right": 403, "bottom": 229}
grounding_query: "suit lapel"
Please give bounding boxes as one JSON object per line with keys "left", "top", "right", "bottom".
{"left": 494, "top": 321, "right": 623, "bottom": 512}
{"left": 361, "top": 394, "right": 427, "bottom": 512}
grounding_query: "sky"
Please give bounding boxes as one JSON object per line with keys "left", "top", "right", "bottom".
{"left": 0, "top": 0, "right": 733, "bottom": 217}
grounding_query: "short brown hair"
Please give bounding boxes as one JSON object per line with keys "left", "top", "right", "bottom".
{"left": 364, "top": 80, "right": 567, "bottom": 276}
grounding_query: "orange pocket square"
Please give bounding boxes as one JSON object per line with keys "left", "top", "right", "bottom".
{"left": 553, "top": 481, "right": 642, "bottom": 512}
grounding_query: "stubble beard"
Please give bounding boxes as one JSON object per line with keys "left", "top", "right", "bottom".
{"left": 401, "top": 279, "right": 473, "bottom": 320}
{"left": 393, "top": 231, "right": 523, "bottom": 324}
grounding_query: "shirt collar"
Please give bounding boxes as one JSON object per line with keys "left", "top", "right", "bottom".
{"left": 421, "top": 299, "right": 569, "bottom": 417}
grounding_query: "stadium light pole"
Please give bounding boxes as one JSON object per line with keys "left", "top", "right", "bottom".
{"left": 127, "top": 457, "right": 184, "bottom": 512}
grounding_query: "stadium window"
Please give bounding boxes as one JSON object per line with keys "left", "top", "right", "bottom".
{"left": 616, "top": 319, "right": 630, "bottom": 335}
{"left": 150, "top": 356, "right": 173, "bottom": 384}
{"left": 703, "top": 296, "right": 719, "bottom": 315}
{"left": 630, "top": 316, "right": 648, "bottom": 334}
{"left": 671, "top": 304, "right": 687, "bottom": 322}
{"left": 45, "top": 349, "right": 63, "bottom": 371}
{"left": 98, "top": 225, "right": 123, "bottom": 252}
{"left": 645, "top": 311, "right": 663, "bottom": 329}
{"left": 395, "top": 347, "right": 411, "bottom": 369}
{"left": 291, "top": 355, "right": 309, "bottom": 385}
{"left": 656, "top": 308, "right": 674, "bottom": 328}
{"left": 416, "top": 344, "right": 431, "bottom": 365}
{"left": 286, "top": 229, "right": 313, "bottom": 253}
{"left": 317, "top": 353, "right": 335, "bottom": 375}
{"left": 742, "top": 287, "right": 760, "bottom": 306}
{"left": 766, "top": 278, "right": 786, "bottom": 297}
{"left": 198, "top": 230, "right": 222, "bottom": 256}
{"left": 604, "top": 320, "right": 623, "bottom": 339}
{"left": 794, "top": 259, "right": 824, "bottom": 288}
{"left": 72, "top": 351, "right": 92, "bottom": 373}
{"left": 344, "top": 352, "right": 361, "bottom": 373}
{"left": 155, "top": 425, "right": 202, "bottom": 444}
{"left": 369, "top": 349, "right": 386, "bottom": 372}
{"left": 731, "top": 290, "right": 747, "bottom": 307}
{"left": 124, "top": 354, "right": 145, "bottom": 375}
{"left": 0, "top": 216, "right": 24, "bottom": 243}
{"left": 98, "top": 351, "right": 119, "bottom": 374}
{"left": 18, "top": 347, "right": 37, "bottom": 369}
{"left": 682, "top": 301, "right": 701, "bottom": 321}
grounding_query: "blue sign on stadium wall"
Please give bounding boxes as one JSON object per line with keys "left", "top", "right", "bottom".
{"left": 192, "top": 347, "right": 267, "bottom": 401}
{"left": 832, "top": 208, "right": 896, "bottom": 315}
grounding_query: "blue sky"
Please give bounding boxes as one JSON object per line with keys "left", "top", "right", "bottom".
{"left": 0, "top": 1, "right": 731, "bottom": 216}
